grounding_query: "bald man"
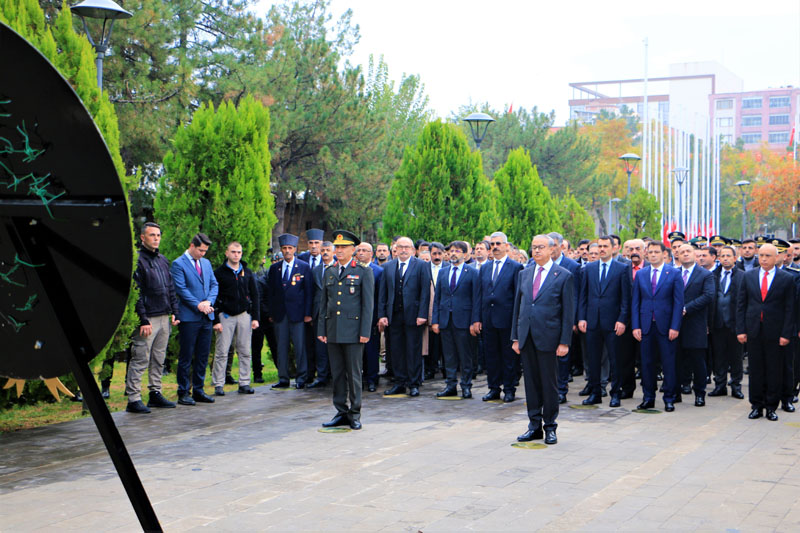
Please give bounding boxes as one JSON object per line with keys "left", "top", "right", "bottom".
{"left": 736, "top": 243, "right": 797, "bottom": 421}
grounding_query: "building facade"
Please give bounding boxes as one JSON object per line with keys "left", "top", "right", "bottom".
{"left": 710, "top": 87, "right": 800, "bottom": 151}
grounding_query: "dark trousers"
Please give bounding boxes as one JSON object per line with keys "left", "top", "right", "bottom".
{"left": 275, "top": 317, "right": 306, "bottom": 384}
{"left": 315, "top": 337, "right": 330, "bottom": 383}
{"left": 305, "top": 322, "right": 318, "bottom": 382}
{"left": 557, "top": 351, "right": 571, "bottom": 395}
{"left": 328, "top": 342, "right": 363, "bottom": 421}
{"left": 388, "top": 321, "right": 423, "bottom": 388}
{"left": 520, "top": 334, "right": 559, "bottom": 431}
{"left": 640, "top": 329, "right": 677, "bottom": 403}
{"left": 678, "top": 345, "right": 708, "bottom": 396}
{"left": 177, "top": 320, "right": 213, "bottom": 395}
{"left": 251, "top": 320, "right": 278, "bottom": 377}
{"left": 586, "top": 329, "right": 620, "bottom": 396}
{"left": 425, "top": 328, "right": 443, "bottom": 377}
{"left": 710, "top": 326, "right": 743, "bottom": 387}
{"left": 782, "top": 338, "right": 797, "bottom": 402}
{"left": 440, "top": 325, "right": 474, "bottom": 389}
{"left": 484, "top": 326, "right": 517, "bottom": 393}
{"left": 363, "top": 327, "right": 379, "bottom": 386}
{"left": 617, "top": 329, "right": 637, "bottom": 396}
{"left": 748, "top": 334, "right": 784, "bottom": 410}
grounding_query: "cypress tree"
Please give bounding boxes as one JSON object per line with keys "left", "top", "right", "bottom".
{"left": 155, "top": 96, "right": 275, "bottom": 268}
{"left": 557, "top": 189, "right": 596, "bottom": 244}
{"left": 493, "top": 147, "right": 562, "bottom": 247}
{"left": 381, "top": 120, "right": 498, "bottom": 243}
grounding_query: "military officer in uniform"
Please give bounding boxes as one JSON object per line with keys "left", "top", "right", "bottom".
{"left": 318, "top": 230, "right": 374, "bottom": 430}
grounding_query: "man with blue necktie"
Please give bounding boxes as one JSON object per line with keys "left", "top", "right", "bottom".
{"left": 547, "top": 232, "right": 580, "bottom": 404}
{"left": 632, "top": 240, "right": 684, "bottom": 412}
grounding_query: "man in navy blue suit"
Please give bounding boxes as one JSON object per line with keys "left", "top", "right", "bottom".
{"left": 378, "top": 236, "right": 431, "bottom": 397}
{"left": 307, "top": 241, "right": 335, "bottom": 389}
{"left": 267, "top": 233, "right": 313, "bottom": 389}
{"left": 548, "top": 232, "right": 580, "bottom": 404}
{"left": 674, "top": 243, "right": 715, "bottom": 407}
{"left": 356, "top": 242, "right": 383, "bottom": 392}
{"left": 432, "top": 241, "right": 481, "bottom": 399}
{"left": 709, "top": 245, "right": 745, "bottom": 399}
{"left": 577, "top": 236, "right": 631, "bottom": 407}
{"left": 632, "top": 240, "right": 684, "bottom": 412}
{"left": 512, "top": 234, "right": 574, "bottom": 445}
{"left": 477, "top": 231, "right": 523, "bottom": 403}
{"left": 299, "top": 228, "right": 324, "bottom": 383}
{"left": 171, "top": 233, "right": 219, "bottom": 406}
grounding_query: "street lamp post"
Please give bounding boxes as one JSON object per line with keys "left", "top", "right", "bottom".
{"left": 619, "top": 153, "right": 641, "bottom": 196}
{"left": 70, "top": 0, "right": 132, "bottom": 92}
{"left": 672, "top": 167, "right": 689, "bottom": 233}
{"left": 462, "top": 112, "right": 495, "bottom": 149}
{"left": 736, "top": 180, "right": 750, "bottom": 241}
{"left": 608, "top": 197, "right": 621, "bottom": 233}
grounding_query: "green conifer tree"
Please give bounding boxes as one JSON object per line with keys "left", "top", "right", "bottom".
{"left": 557, "top": 189, "right": 596, "bottom": 244}
{"left": 155, "top": 96, "right": 275, "bottom": 268}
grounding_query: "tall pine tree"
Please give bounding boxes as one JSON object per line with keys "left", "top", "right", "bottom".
{"left": 381, "top": 120, "right": 498, "bottom": 243}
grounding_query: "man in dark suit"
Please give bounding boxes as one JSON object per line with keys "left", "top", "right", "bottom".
{"left": 266, "top": 233, "right": 313, "bottom": 389}
{"left": 432, "top": 241, "right": 481, "bottom": 399}
{"left": 171, "top": 233, "right": 219, "bottom": 405}
{"left": 299, "top": 229, "right": 325, "bottom": 383}
{"left": 511, "top": 234, "right": 574, "bottom": 445}
{"left": 378, "top": 236, "right": 431, "bottom": 397}
{"left": 577, "top": 236, "right": 631, "bottom": 407}
{"left": 307, "top": 241, "right": 335, "bottom": 389}
{"left": 737, "top": 242, "right": 796, "bottom": 421}
{"left": 477, "top": 231, "right": 523, "bottom": 402}
{"left": 674, "top": 243, "right": 715, "bottom": 406}
{"left": 632, "top": 240, "right": 684, "bottom": 412}
{"left": 317, "top": 230, "right": 374, "bottom": 430}
{"left": 710, "top": 245, "right": 744, "bottom": 398}
{"left": 355, "top": 242, "right": 383, "bottom": 392}
{"left": 548, "top": 232, "right": 580, "bottom": 403}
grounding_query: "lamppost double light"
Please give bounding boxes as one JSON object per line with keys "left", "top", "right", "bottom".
{"left": 70, "top": 0, "right": 132, "bottom": 92}
{"left": 672, "top": 167, "right": 689, "bottom": 233}
{"left": 736, "top": 179, "right": 751, "bottom": 241}
{"left": 462, "top": 112, "right": 495, "bottom": 150}
{"left": 619, "top": 153, "right": 641, "bottom": 196}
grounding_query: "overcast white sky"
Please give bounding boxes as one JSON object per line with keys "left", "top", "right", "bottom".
{"left": 255, "top": 0, "right": 800, "bottom": 124}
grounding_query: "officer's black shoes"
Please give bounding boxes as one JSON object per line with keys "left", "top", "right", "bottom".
{"left": 608, "top": 395, "right": 621, "bottom": 408}
{"left": 238, "top": 385, "right": 255, "bottom": 394}
{"left": 708, "top": 385, "right": 727, "bottom": 397}
{"left": 225, "top": 375, "right": 237, "bottom": 385}
{"left": 503, "top": 392, "right": 516, "bottom": 403}
{"left": 517, "top": 427, "right": 543, "bottom": 441}
{"left": 781, "top": 401, "right": 795, "bottom": 413}
{"left": 636, "top": 400, "right": 655, "bottom": 410}
{"left": 271, "top": 380, "right": 290, "bottom": 389}
{"left": 126, "top": 400, "right": 151, "bottom": 414}
{"left": 544, "top": 429, "right": 557, "bottom": 445}
{"left": 558, "top": 393, "right": 567, "bottom": 404}
{"left": 766, "top": 410, "right": 779, "bottom": 421}
{"left": 695, "top": 395, "right": 706, "bottom": 407}
{"left": 147, "top": 391, "right": 176, "bottom": 408}
{"left": 349, "top": 419, "right": 362, "bottom": 430}
{"left": 681, "top": 385, "right": 692, "bottom": 395}
{"left": 384, "top": 385, "right": 406, "bottom": 396}
{"left": 367, "top": 383, "right": 376, "bottom": 392}
{"left": 732, "top": 386, "right": 745, "bottom": 399}
{"left": 748, "top": 408, "right": 763, "bottom": 419}
{"left": 306, "top": 380, "right": 326, "bottom": 389}
{"left": 254, "top": 375, "right": 265, "bottom": 384}
{"left": 578, "top": 384, "right": 591, "bottom": 396}
{"left": 482, "top": 389, "right": 501, "bottom": 401}
{"left": 582, "top": 394, "right": 602, "bottom": 406}
{"left": 178, "top": 394, "right": 196, "bottom": 406}
{"left": 436, "top": 387, "right": 457, "bottom": 398}
{"left": 193, "top": 390, "right": 215, "bottom": 403}
{"left": 214, "top": 386, "right": 225, "bottom": 396}
{"left": 664, "top": 401, "right": 675, "bottom": 412}
{"left": 322, "top": 414, "right": 350, "bottom": 427}
{"left": 408, "top": 387, "right": 420, "bottom": 397}
{"left": 295, "top": 381, "right": 305, "bottom": 389}
{"left": 461, "top": 387, "right": 472, "bottom": 399}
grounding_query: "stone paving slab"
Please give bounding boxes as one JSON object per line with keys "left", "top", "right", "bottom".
{"left": 2, "top": 374, "right": 800, "bottom": 531}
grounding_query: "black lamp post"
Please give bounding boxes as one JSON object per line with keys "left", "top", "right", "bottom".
{"left": 462, "top": 112, "right": 495, "bottom": 149}
{"left": 736, "top": 179, "right": 750, "bottom": 241}
{"left": 619, "top": 153, "right": 641, "bottom": 196}
{"left": 673, "top": 166, "right": 689, "bottom": 233}
{"left": 70, "top": 0, "right": 132, "bottom": 92}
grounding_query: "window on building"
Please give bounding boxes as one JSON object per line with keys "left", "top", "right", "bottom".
{"left": 769, "top": 96, "right": 790, "bottom": 108}
{"left": 769, "top": 131, "right": 790, "bottom": 144}
{"left": 716, "top": 99, "right": 733, "bottom": 110}
{"left": 741, "top": 133, "right": 762, "bottom": 144}
{"left": 719, "top": 134, "right": 733, "bottom": 144}
{"left": 716, "top": 117, "right": 733, "bottom": 127}
{"left": 742, "top": 98, "right": 762, "bottom": 109}
{"left": 741, "top": 115, "right": 762, "bottom": 127}
{"left": 769, "top": 114, "right": 790, "bottom": 125}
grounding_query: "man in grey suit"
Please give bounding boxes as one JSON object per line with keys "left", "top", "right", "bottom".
{"left": 511, "top": 234, "right": 574, "bottom": 445}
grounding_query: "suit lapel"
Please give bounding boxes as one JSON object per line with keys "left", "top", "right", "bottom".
{"left": 599, "top": 261, "right": 611, "bottom": 294}
{"left": 533, "top": 266, "right": 556, "bottom": 303}
{"left": 654, "top": 266, "right": 670, "bottom": 295}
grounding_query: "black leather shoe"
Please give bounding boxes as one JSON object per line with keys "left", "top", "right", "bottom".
{"left": 178, "top": 394, "right": 195, "bottom": 406}
{"left": 656, "top": 373, "right": 664, "bottom": 381}
{"left": 214, "top": 386, "right": 225, "bottom": 396}
{"left": 578, "top": 384, "right": 591, "bottom": 396}
{"left": 503, "top": 392, "right": 516, "bottom": 403}
{"left": 483, "top": 389, "right": 501, "bottom": 401}
{"left": 674, "top": 394, "right": 683, "bottom": 404}
{"left": 766, "top": 410, "right": 779, "bottom": 421}
{"left": 695, "top": 395, "right": 705, "bottom": 407}
{"left": 225, "top": 375, "right": 237, "bottom": 385}
{"left": 681, "top": 385, "right": 692, "bottom": 395}
{"left": 101, "top": 387, "right": 110, "bottom": 399}
{"left": 462, "top": 387, "right": 472, "bottom": 399}
{"left": 367, "top": 383, "right": 376, "bottom": 392}
{"left": 748, "top": 408, "right": 763, "bottom": 419}
{"left": 517, "top": 428, "right": 543, "bottom": 441}
{"left": 192, "top": 390, "right": 215, "bottom": 403}
{"left": 384, "top": 385, "right": 406, "bottom": 395}
{"left": 126, "top": 400, "right": 151, "bottom": 414}
{"left": 609, "top": 395, "right": 621, "bottom": 408}
{"left": 238, "top": 385, "right": 255, "bottom": 394}
{"left": 732, "top": 387, "right": 745, "bottom": 399}
{"left": 782, "top": 401, "right": 796, "bottom": 413}
{"left": 350, "top": 419, "right": 362, "bottom": 430}
{"left": 544, "top": 429, "right": 557, "bottom": 445}
{"left": 295, "top": 381, "right": 305, "bottom": 390}
{"left": 271, "top": 380, "right": 290, "bottom": 389}
{"left": 558, "top": 393, "right": 567, "bottom": 404}
{"left": 408, "top": 387, "right": 420, "bottom": 397}
{"left": 636, "top": 400, "right": 655, "bottom": 410}
{"left": 147, "top": 391, "right": 176, "bottom": 408}
{"left": 436, "top": 387, "right": 457, "bottom": 398}
{"left": 708, "top": 385, "right": 727, "bottom": 397}
{"left": 322, "top": 414, "right": 350, "bottom": 427}
{"left": 664, "top": 402, "right": 675, "bottom": 412}
{"left": 582, "top": 394, "right": 601, "bottom": 405}
{"left": 306, "top": 380, "right": 327, "bottom": 389}
{"left": 254, "top": 375, "right": 265, "bottom": 384}
{"left": 620, "top": 391, "right": 634, "bottom": 400}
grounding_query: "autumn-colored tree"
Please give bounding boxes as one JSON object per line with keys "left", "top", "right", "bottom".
{"left": 741, "top": 148, "right": 800, "bottom": 234}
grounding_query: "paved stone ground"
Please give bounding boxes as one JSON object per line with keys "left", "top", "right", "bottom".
{"left": 2, "top": 373, "right": 800, "bottom": 532}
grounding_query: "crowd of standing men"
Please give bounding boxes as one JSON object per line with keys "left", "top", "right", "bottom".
{"left": 123, "top": 221, "right": 800, "bottom": 445}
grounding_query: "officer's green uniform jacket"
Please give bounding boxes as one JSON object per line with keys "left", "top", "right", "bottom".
{"left": 318, "top": 259, "right": 374, "bottom": 343}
